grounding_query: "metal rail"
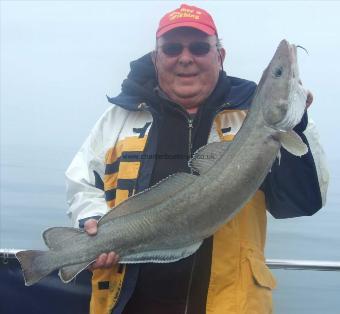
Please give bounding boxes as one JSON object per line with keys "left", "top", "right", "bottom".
{"left": 1, "top": 249, "right": 340, "bottom": 271}
{"left": 266, "top": 258, "right": 340, "bottom": 271}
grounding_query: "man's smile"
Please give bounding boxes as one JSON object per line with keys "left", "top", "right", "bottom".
{"left": 177, "top": 73, "right": 198, "bottom": 78}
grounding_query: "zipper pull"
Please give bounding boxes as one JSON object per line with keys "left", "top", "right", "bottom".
{"left": 188, "top": 118, "right": 194, "bottom": 129}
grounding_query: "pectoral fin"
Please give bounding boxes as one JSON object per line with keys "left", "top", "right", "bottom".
{"left": 279, "top": 130, "right": 308, "bottom": 156}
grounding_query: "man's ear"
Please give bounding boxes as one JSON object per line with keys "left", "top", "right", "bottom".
{"left": 151, "top": 50, "right": 157, "bottom": 66}
{"left": 219, "top": 48, "right": 226, "bottom": 67}
{"left": 151, "top": 50, "right": 159, "bottom": 80}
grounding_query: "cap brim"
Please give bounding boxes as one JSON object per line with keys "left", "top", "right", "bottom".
{"left": 156, "top": 22, "right": 216, "bottom": 38}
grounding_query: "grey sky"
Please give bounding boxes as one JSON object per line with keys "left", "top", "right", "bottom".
{"left": 1, "top": 1, "right": 339, "bottom": 160}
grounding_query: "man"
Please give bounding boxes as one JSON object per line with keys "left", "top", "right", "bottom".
{"left": 66, "top": 4, "right": 328, "bottom": 314}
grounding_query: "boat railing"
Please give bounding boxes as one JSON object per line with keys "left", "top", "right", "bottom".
{"left": 1, "top": 248, "right": 340, "bottom": 271}
{"left": 266, "top": 258, "right": 340, "bottom": 271}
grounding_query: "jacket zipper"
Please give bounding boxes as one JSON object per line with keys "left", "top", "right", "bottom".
{"left": 187, "top": 117, "right": 194, "bottom": 158}
{"left": 169, "top": 105, "right": 195, "bottom": 157}
{"left": 185, "top": 116, "right": 196, "bottom": 313}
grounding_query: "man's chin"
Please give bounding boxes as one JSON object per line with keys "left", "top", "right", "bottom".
{"left": 173, "top": 88, "right": 202, "bottom": 99}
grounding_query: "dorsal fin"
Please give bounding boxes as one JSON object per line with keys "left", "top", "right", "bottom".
{"left": 189, "top": 141, "right": 231, "bottom": 175}
{"left": 43, "top": 227, "right": 83, "bottom": 250}
{"left": 99, "top": 172, "right": 197, "bottom": 226}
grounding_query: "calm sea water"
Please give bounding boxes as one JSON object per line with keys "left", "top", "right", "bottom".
{"left": 1, "top": 144, "right": 339, "bottom": 313}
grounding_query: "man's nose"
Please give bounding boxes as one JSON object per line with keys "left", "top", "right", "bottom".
{"left": 178, "top": 47, "right": 194, "bottom": 65}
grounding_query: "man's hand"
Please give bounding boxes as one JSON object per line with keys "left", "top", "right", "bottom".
{"left": 84, "top": 218, "right": 120, "bottom": 270}
{"left": 306, "top": 90, "right": 313, "bottom": 108}
{"left": 299, "top": 79, "right": 313, "bottom": 109}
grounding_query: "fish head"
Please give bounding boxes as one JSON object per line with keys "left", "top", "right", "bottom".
{"left": 259, "top": 39, "right": 307, "bottom": 131}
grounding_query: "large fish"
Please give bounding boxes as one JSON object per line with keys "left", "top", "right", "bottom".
{"left": 17, "top": 39, "right": 308, "bottom": 286}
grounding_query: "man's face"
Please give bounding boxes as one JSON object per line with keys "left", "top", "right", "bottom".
{"left": 153, "top": 28, "right": 225, "bottom": 110}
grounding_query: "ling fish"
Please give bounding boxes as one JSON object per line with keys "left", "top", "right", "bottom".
{"left": 17, "top": 39, "right": 308, "bottom": 286}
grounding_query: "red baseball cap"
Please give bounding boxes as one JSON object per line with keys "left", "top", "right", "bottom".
{"left": 156, "top": 4, "right": 218, "bottom": 38}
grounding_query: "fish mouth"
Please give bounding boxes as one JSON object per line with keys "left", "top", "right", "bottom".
{"left": 292, "top": 46, "right": 300, "bottom": 80}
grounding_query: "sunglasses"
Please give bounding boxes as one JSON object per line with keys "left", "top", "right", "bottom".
{"left": 159, "top": 42, "right": 217, "bottom": 57}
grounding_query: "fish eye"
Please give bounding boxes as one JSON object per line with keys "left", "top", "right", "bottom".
{"left": 273, "top": 67, "right": 283, "bottom": 78}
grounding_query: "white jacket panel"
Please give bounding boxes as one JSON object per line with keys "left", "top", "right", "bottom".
{"left": 65, "top": 105, "right": 130, "bottom": 227}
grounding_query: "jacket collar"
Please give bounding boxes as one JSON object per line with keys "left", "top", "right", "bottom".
{"left": 107, "top": 53, "right": 256, "bottom": 112}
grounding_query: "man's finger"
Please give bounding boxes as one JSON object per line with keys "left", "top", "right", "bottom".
{"left": 112, "top": 253, "right": 120, "bottom": 265}
{"left": 92, "top": 253, "right": 108, "bottom": 269}
{"left": 306, "top": 91, "right": 313, "bottom": 108}
{"left": 105, "top": 252, "right": 116, "bottom": 267}
{"left": 87, "top": 252, "right": 120, "bottom": 271}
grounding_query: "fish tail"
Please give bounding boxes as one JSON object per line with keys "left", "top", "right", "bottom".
{"left": 16, "top": 250, "right": 55, "bottom": 286}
